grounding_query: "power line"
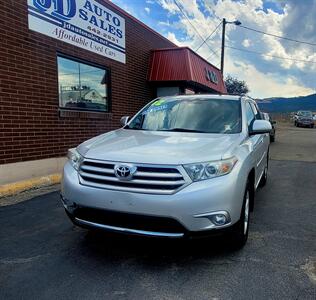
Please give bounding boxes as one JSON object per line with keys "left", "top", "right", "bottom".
{"left": 206, "top": 48, "right": 221, "bottom": 60}
{"left": 173, "top": 0, "right": 219, "bottom": 58}
{"left": 226, "top": 45, "right": 316, "bottom": 64}
{"left": 239, "top": 25, "right": 316, "bottom": 46}
{"left": 195, "top": 21, "right": 222, "bottom": 52}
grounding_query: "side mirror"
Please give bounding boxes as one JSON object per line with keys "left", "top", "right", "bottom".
{"left": 120, "top": 116, "right": 130, "bottom": 126}
{"left": 271, "top": 120, "right": 276, "bottom": 125}
{"left": 249, "top": 120, "right": 272, "bottom": 136}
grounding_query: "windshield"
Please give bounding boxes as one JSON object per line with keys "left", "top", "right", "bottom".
{"left": 298, "top": 111, "right": 312, "bottom": 117}
{"left": 126, "top": 97, "right": 242, "bottom": 134}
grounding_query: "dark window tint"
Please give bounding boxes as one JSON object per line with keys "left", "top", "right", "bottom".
{"left": 58, "top": 56, "right": 109, "bottom": 112}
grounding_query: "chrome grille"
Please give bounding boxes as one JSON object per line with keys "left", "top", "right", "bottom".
{"left": 78, "top": 159, "right": 189, "bottom": 194}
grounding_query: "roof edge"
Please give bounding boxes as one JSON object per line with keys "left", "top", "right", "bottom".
{"left": 151, "top": 47, "right": 221, "bottom": 72}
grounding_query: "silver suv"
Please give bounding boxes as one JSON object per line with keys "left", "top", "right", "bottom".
{"left": 61, "top": 95, "right": 271, "bottom": 248}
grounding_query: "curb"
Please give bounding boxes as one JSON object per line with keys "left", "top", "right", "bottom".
{"left": 0, "top": 174, "right": 62, "bottom": 198}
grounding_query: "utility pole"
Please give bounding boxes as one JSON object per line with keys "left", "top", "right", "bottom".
{"left": 220, "top": 18, "right": 241, "bottom": 75}
{"left": 220, "top": 18, "right": 226, "bottom": 74}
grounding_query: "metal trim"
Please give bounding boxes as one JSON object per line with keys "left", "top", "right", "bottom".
{"left": 74, "top": 217, "right": 185, "bottom": 238}
{"left": 193, "top": 210, "right": 232, "bottom": 228}
{"left": 78, "top": 159, "right": 192, "bottom": 195}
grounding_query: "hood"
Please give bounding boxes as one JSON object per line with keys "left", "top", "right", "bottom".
{"left": 77, "top": 129, "right": 243, "bottom": 165}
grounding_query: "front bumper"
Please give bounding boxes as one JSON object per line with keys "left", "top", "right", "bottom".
{"left": 297, "top": 120, "right": 313, "bottom": 126}
{"left": 61, "top": 161, "right": 246, "bottom": 237}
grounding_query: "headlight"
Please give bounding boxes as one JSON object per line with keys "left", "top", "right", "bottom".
{"left": 67, "top": 148, "right": 83, "bottom": 171}
{"left": 183, "top": 157, "right": 238, "bottom": 182}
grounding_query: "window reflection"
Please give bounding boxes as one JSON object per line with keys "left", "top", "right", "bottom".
{"left": 58, "top": 56, "right": 109, "bottom": 112}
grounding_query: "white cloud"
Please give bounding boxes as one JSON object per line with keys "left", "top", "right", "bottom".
{"left": 144, "top": 7, "right": 150, "bottom": 14}
{"left": 158, "top": 20, "right": 171, "bottom": 27}
{"left": 155, "top": 0, "right": 315, "bottom": 97}
{"left": 166, "top": 32, "right": 180, "bottom": 44}
{"left": 242, "top": 39, "right": 251, "bottom": 48}
{"left": 226, "top": 59, "right": 314, "bottom": 98}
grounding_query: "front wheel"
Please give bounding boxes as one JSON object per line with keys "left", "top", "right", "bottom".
{"left": 229, "top": 184, "right": 251, "bottom": 250}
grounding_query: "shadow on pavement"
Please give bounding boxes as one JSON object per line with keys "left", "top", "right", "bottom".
{"left": 75, "top": 229, "right": 240, "bottom": 267}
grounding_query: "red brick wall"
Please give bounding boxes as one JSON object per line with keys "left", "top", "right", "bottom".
{"left": 0, "top": 0, "right": 176, "bottom": 165}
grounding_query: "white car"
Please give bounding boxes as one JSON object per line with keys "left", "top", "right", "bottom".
{"left": 61, "top": 95, "right": 271, "bottom": 249}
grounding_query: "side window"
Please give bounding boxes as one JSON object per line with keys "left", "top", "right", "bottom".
{"left": 245, "top": 102, "right": 255, "bottom": 127}
{"left": 250, "top": 102, "right": 261, "bottom": 119}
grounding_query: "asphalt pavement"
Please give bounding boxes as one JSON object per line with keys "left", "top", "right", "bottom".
{"left": 0, "top": 124, "right": 316, "bottom": 299}
{"left": 270, "top": 122, "right": 316, "bottom": 162}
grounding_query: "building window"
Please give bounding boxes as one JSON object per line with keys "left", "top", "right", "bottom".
{"left": 57, "top": 55, "right": 110, "bottom": 112}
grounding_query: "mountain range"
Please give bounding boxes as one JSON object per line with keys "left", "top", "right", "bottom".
{"left": 256, "top": 93, "right": 316, "bottom": 113}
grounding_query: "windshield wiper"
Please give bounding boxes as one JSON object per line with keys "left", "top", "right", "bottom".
{"left": 161, "top": 128, "right": 207, "bottom": 133}
{"left": 124, "top": 125, "right": 144, "bottom": 130}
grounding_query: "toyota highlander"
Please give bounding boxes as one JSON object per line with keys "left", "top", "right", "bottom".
{"left": 61, "top": 95, "right": 271, "bottom": 248}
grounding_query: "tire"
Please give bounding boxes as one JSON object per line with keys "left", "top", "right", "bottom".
{"left": 294, "top": 121, "right": 297, "bottom": 127}
{"left": 270, "top": 134, "right": 275, "bottom": 143}
{"left": 229, "top": 183, "right": 251, "bottom": 250}
{"left": 259, "top": 154, "right": 269, "bottom": 187}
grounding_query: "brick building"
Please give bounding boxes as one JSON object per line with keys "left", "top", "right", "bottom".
{"left": 0, "top": 0, "right": 226, "bottom": 186}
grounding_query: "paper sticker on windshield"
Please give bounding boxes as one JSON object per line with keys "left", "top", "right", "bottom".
{"left": 224, "top": 125, "right": 231, "bottom": 131}
{"left": 143, "top": 104, "right": 168, "bottom": 114}
{"left": 152, "top": 100, "right": 166, "bottom": 106}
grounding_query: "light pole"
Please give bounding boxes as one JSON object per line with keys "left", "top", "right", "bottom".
{"left": 220, "top": 18, "right": 241, "bottom": 74}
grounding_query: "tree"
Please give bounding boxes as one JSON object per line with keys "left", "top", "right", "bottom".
{"left": 225, "top": 75, "right": 249, "bottom": 95}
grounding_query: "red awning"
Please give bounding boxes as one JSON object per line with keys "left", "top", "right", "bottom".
{"left": 148, "top": 47, "right": 227, "bottom": 94}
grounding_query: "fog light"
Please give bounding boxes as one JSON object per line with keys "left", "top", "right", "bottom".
{"left": 211, "top": 214, "right": 227, "bottom": 225}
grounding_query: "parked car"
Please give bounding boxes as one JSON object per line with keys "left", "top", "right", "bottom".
{"left": 294, "top": 111, "right": 314, "bottom": 128}
{"left": 261, "top": 112, "right": 276, "bottom": 142}
{"left": 61, "top": 95, "right": 271, "bottom": 249}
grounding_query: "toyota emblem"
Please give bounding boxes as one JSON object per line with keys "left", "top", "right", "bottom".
{"left": 114, "top": 164, "right": 137, "bottom": 180}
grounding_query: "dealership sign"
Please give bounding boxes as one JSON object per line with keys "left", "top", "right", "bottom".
{"left": 205, "top": 68, "right": 218, "bottom": 84}
{"left": 27, "top": 0, "right": 126, "bottom": 63}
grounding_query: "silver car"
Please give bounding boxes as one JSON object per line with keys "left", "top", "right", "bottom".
{"left": 61, "top": 95, "right": 271, "bottom": 248}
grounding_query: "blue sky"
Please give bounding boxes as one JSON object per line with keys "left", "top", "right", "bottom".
{"left": 110, "top": 0, "right": 316, "bottom": 98}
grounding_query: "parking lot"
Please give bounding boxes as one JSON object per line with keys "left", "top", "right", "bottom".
{"left": 1, "top": 123, "right": 316, "bottom": 300}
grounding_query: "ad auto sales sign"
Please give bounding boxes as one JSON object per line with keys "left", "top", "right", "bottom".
{"left": 28, "top": 0, "right": 126, "bottom": 63}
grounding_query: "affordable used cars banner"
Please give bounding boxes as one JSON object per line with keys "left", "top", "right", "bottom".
{"left": 27, "top": 0, "right": 126, "bottom": 63}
